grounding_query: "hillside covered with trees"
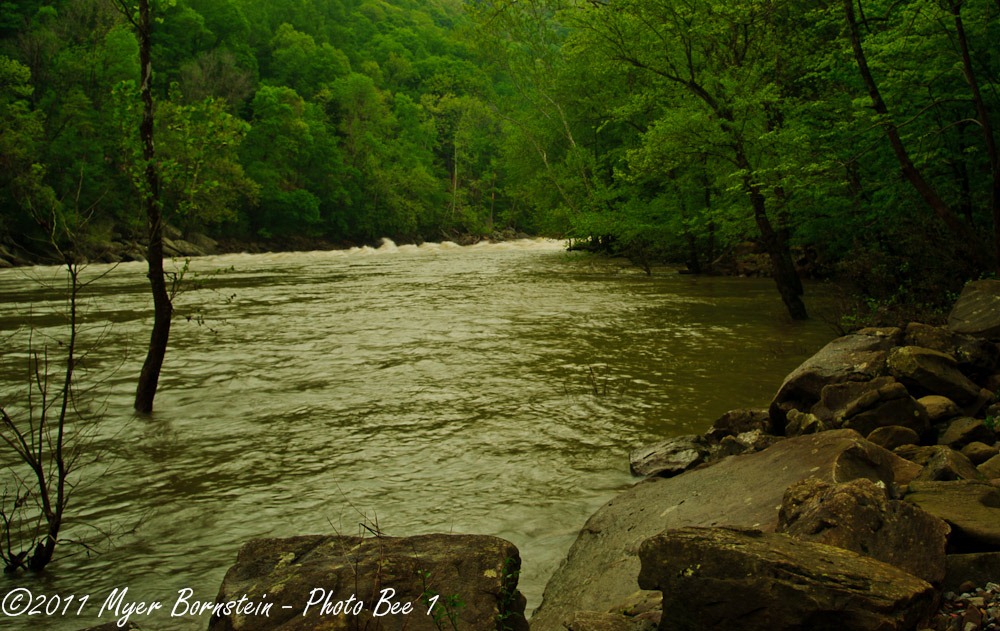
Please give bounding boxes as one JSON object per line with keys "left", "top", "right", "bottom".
{"left": 1, "top": 0, "right": 998, "bottom": 320}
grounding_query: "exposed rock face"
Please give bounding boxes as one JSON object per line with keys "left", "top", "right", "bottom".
{"left": 812, "top": 376, "right": 929, "bottom": 437}
{"left": 209, "top": 534, "right": 528, "bottom": 631}
{"left": 629, "top": 435, "right": 707, "bottom": 477}
{"left": 948, "top": 280, "right": 1000, "bottom": 340}
{"left": 637, "top": 527, "right": 937, "bottom": 631}
{"left": 905, "top": 481, "right": 1000, "bottom": 551}
{"left": 887, "top": 346, "right": 983, "bottom": 405}
{"left": 530, "top": 430, "right": 920, "bottom": 631}
{"left": 776, "top": 478, "right": 950, "bottom": 585}
{"left": 770, "top": 334, "right": 894, "bottom": 431}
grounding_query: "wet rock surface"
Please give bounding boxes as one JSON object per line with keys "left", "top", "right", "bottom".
{"left": 210, "top": 533, "right": 528, "bottom": 631}
{"left": 777, "top": 477, "right": 950, "bottom": 585}
{"left": 581, "top": 309, "right": 1000, "bottom": 631}
{"left": 530, "top": 430, "right": 919, "bottom": 630}
{"left": 638, "top": 527, "right": 937, "bottom": 631}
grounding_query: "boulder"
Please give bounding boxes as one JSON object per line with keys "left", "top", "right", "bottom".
{"left": 904, "top": 322, "right": 960, "bottom": 354}
{"left": 629, "top": 435, "right": 707, "bottom": 477}
{"left": 887, "top": 346, "right": 982, "bottom": 405}
{"left": 866, "top": 425, "right": 920, "bottom": 451}
{"left": 938, "top": 417, "right": 996, "bottom": 450}
{"left": 917, "top": 395, "right": 961, "bottom": 424}
{"left": 770, "top": 334, "right": 894, "bottom": 431}
{"left": 913, "top": 446, "right": 983, "bottom": 482}
{"left": 777, "top": 478, "right": 949, "bottom": 585}
{"left": 904, "top": 322, "right": 1000, "bottom": 377}
{"left": 637, "top": 527, "right": 937, "bottom": 631}
{"left": 948, "top": 280, "right": 1000, "bottom": 340}
{"left": 905, "top": 480, "right": 1000, "bottom": 551}
{"left": 715, "top": 430, "right": 784, "bottom": 458}
{"left": 811, "top": 376, "right": 929, "bottom": 437}
{"left": 530, "top": 430, "right": 920, "bottom": 631}
{"left": 961, "top": 441, "right": 999, "bottom": 465}
{"left": 784, "top": 409, "right": 826, "bottom": 436}
{"left": 979, "top": 454, "right": 1000, "bottom": 479}
{"left": 209, "top": 534, "right": 528, "bottom": 631}
{"left": 856, "top": 326, "right": 905, "bottom": 345}
{"left": 707, "top": 408, "right": 772, "bottom": 440}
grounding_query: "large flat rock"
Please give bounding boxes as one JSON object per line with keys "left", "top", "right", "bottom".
{"left": 530, "top": 430, "right": 920, "bottom": 631}
{"left": 638, "top": 527, "right": 936, "bottom": 631}
{"left": 210, "top": 533, "right": 528, "bottom": 631}
{"left": 904, "top": 480, "right": 1000, "bottom": 551}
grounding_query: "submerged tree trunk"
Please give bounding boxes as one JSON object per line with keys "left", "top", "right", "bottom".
{"left": 746, "top": 177, "right": 808, "bottom": 320}
{"left": 134, "top": 0, "right": 172, "bottom": 414}
{"left": 730, "top": 143, "right": 807, "bottom": 320}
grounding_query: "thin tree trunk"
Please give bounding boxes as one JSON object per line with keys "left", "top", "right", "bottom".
{"left": 677, "top": 194, "right": 702, "bottom": 274}
{"left": 700, "top": 161, "right": 716, "bottom": 269}
{"left": 746, "top": 179, "right": 807, "bottom": 320}
{"left": 843, "top": 0, "right": 977, "bottom": 246}
{"left": 450, "top": 142, "right": 458, "bottom": 218}
{"left": 949, "top": 0, "right": 1000, "bottom": 274}
{"left": 134, "top": 0, "right": 172, "bottom": 414}
{"left": 734, "top": 146, "right": 807, "bottom": 319}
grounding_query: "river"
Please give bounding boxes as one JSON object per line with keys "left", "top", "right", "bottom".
{"left": 0, "top": 239, "right": 835, "bottom": 629}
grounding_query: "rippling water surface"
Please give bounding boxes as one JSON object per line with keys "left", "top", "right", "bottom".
{"left": 0, "top": 240, "right": 834, "bottom": 629}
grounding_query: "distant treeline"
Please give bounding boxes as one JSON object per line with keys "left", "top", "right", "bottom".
{"left": 2, "top": 0, "right": 998, "bottom": 320}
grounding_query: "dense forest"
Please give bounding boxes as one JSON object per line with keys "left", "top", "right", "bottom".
{"left": 1, "top": 0, "right": 998, "bottom": 320}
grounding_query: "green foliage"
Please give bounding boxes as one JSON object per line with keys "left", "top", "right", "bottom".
{"left": 158, "top": 91, "right": 258, "bottom": 228}
{"left": 2, "top": 0, "right": 996, "bottom": 306}
{"left": 0, "top": 54, "right": 57, "bottom": 244}
{"left": 0, "top": 0, "right": 518, "bottom": 251}
{"left": 418, "top": 568, "right": 466, "bottom": 631}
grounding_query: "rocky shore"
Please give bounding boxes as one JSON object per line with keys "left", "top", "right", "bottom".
{"left": 73, "top": 279, "right": 1000, "bottom": 631}
{"left": 532, "top": 278, "right": 1000, "bottom": 631}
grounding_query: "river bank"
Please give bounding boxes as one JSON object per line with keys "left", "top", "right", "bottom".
{"left": 0, "top": 227, "right": 535, "bottom": 268}
{"left": 531, "top": 279, "right": 1000, "bottom": 631}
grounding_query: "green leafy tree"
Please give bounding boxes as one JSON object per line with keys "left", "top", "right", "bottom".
{"left": 0, "top": 55, "right": 56, "bottom": 245}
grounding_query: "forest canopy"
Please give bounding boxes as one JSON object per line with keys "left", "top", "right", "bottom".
{"left": 0, "top": 0, "right": 997, "bottom": 319}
